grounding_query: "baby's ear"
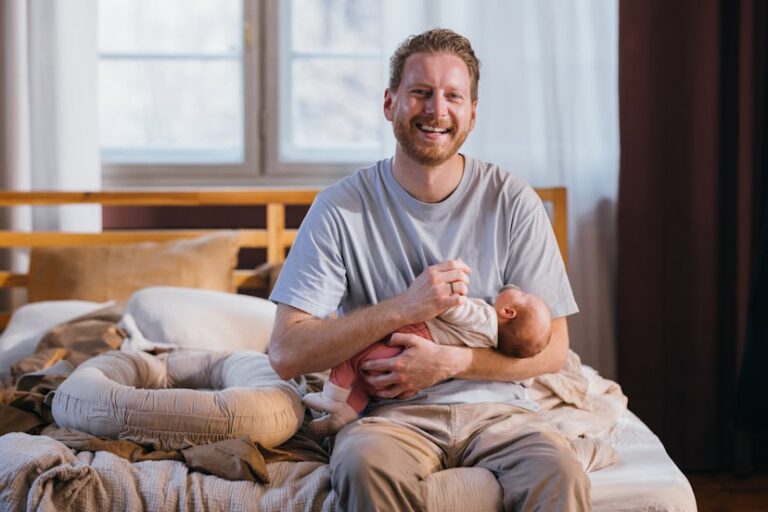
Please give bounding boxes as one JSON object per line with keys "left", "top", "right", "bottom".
{"left": 498, "top": 305, "right": 518, "bottom": 320}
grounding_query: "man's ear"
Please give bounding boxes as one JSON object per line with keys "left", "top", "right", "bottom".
{"left": 497, "top": 305, "right": 518, "bottom": 320}
{"left": 383, "top": 88, "right": 395, "bottom": 121}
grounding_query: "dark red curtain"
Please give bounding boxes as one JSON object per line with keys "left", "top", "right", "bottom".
{"left": 617, "top": 0, "right": 766, "bottom": 471}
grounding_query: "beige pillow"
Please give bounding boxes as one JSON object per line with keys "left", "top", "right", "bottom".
{"left": 28, "top": 232, "right": 240, "bottom": 302}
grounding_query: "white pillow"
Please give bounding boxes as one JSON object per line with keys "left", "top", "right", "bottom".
{"left": 125, "top": 287, "right": 277, "bottom": 353}
{"left": 0, "top": 300, "right": 108, "bottom": 379}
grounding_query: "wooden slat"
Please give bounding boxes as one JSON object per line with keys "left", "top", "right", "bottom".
{"left": 0, "top": 272, "right": 26, "bottom": 287}
{"left": 534, "top": 187, "right": 564, "bottom": 204}
{"left": 232, "top": 270, "right": 268, "bottom": 289}
{"left": 282, "top": 230, "right": 297, "bottom": 246}
{"left": 0, "top": 270, "right": 273, "bottom": 290}
{"left": 0, "top": 311, "right": 10, "bottom": 331}
{"left": 0, "top": 229, "right": 268, "bottom": 248}
{"left": 0, "top": 189, "right": 320, "bottom": 206}
{"left": 534, "top": 187, "right": 568, "bottom": 266}
{"left": 266, "top": 203, "right": 286, "bottom": 264}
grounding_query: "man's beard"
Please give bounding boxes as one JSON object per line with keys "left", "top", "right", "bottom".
{"left": 392, "top": 116, "right": 469, "bottom": 167}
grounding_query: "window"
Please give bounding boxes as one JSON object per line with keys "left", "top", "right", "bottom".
{"left": 99, "top": 0, "right": 388, "bottom": 186}
{"left": 99, "top": 0, "right": 259, "bottom": 185}
{"left": 275, "top": 0, "right": 385, "bottom": 166}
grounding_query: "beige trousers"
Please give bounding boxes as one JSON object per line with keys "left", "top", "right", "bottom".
{"left": 330, "top": 403, "right": 591, "bottom": 512}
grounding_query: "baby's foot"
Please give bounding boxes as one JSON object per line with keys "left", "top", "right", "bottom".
{"left": 307, "top": 405, "right": 360, "bottom": 437}
{"left": 302, "top": 380, "right": 352, "bottom": 414}
{"left": 303, "top": 380, "right": 360, "bottom": 437}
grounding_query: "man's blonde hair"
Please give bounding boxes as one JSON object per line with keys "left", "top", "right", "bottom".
{"left": 389, "top": 28, "right": 480, "bottom": 101}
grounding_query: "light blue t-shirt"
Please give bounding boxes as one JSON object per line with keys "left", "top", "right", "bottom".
{"left": 270, "top": 156, "right": 578, "bottom": 410}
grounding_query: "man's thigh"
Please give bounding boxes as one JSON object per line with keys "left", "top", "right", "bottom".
{"left": 331, "top": 414, "right": 443, "bottom": 477}
{"left": 456, "top": 404, "right": 589, "bottom": 510}
{"left": 455, "top": 403, "right": 565, "bottom": 464}
{"left": 330, "top": 414, "right": 444, "bottom": 511}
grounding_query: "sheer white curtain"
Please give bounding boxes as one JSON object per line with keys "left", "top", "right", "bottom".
{"left": 0, "top": 0, "right": 101, "bottom": 292}
{"left": 383, "top": 0, "right": 620, "bottom": 377}
{"left": 0, "top": 0, "right": 101, "bottom": 228}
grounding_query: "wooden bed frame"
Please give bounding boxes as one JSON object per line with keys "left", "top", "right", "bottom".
{"left": 0, "top": 187, "right": 567, "bottom": 328}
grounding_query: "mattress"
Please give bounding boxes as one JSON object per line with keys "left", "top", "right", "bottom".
{"left": 591, "top": 410, "right": 697, "bottom": 511}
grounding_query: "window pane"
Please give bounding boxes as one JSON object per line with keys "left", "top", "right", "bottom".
{"left": 291, "top": 0, "right": 381, "bottom": 53}
{"left": 99, "top": 0, "right": 241, "bottom": 55}
{"left": 290, "top": 58, "right": 382, "bottom": 152}
{"left": 99, "top": 59, "right": 243, "bottom": 163}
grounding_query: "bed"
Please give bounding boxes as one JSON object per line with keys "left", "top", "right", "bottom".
{"left": 0, "top": 188, "right": 696, "bottom": 511}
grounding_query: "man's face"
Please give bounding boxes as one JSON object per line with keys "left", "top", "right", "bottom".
{"left": 384, "top": 52, "right": 477, "bottom": 167}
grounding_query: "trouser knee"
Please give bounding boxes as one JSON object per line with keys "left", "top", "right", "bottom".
{"left": 497, "top": 431, "right": 591, "bottom": 511}
{"left": 330, "top": 426, "right": 428, "bottom": 512}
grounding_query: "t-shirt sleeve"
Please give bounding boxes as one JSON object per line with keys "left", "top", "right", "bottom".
{"left": 504, "top": 186, "right": 578, "bottom": 318}
{"left": 269, "top": 194, "right": 347, "bottom": 318}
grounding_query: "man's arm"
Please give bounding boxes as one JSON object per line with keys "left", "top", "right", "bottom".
{"left": 268, "top": 260, "right": 471, "bottom": 379}
{"left": 457, "top": 315, "right": 570, "bottom": 379}
{"left": 361, "top": 316, "right": 570, "bottom": 398}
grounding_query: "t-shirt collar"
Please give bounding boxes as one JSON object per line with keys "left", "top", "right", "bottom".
{"left": 383, "top": 155, "right": 473, "bottom": 213}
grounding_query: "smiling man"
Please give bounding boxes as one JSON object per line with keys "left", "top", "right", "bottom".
{"left": 269, "top": 29, "right": 589, "bottom": 511}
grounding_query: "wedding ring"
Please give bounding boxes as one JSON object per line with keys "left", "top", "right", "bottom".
{"left": 449, "top": 282, "right": 455, "bottom": 295}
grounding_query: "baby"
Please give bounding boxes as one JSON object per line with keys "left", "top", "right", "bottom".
{"left": 302, "top": 284, "right": 553, "bottom": 437}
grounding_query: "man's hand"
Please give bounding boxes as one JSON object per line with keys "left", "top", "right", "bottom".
{"left": 360, "top": 333, "right": 470, "bottom": 398}
{"left": 391, "top": 259, "right": 472, "bottom": 325}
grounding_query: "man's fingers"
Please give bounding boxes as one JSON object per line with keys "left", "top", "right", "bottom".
{"left": 386, "top": 333, "right": 419, "bottom": 348}
{"left": 374, "top": 386, "right": 405, "bottom": 399}
{"left": 447, "top": 295, "right": 464, "bottom": 308}
{"left": 431, "top": 259, "right": 472, "bottom": 274}
{"left": 448, "top": 281, "right": 468, "bottom": 296}
{"left": 441, "top": 268, "right": 470, "bottom": 285}
{"left": 362, "top": 371, "right": 390, "bottom": 387}
{"left": 361, "top": 356, "right": 395, "bottom": 373}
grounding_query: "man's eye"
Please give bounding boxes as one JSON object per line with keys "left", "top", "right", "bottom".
{"left": 412, "top": 89, "right": 430, "bottom": 96}
{"left": 448, "top": 93, "right": 464, "bottom": 101}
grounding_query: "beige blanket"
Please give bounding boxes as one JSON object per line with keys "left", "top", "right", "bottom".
{"left": 0, "top": 303, "right": 127, "bottom": 437}
{"left": 0, "top": 432, "right": 336, "bottom": 512}
{"left": 0, "top": 321, "right": 627, "bottom": 510}
{"left": 528, "top": 350, "right": 628, "bottom": 471}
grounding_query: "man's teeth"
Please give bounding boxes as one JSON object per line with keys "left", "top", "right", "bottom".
{"left": 418, "top": 124, "right": 449, "bottom": 133}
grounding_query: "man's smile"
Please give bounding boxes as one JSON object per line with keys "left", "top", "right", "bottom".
{"left": 416, "top": 123, "right": 451, "bottom": 133}
{"left": 415, "top": 122, "right": 453, "bottom": 140}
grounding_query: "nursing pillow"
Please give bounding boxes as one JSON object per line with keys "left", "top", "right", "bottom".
{"left": 51, "top": 350, "right": 303, "bottom": 451}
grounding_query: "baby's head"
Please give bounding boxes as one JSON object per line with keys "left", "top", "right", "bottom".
{"left": 494, "top": 285, "right": 552, "bottom": 358}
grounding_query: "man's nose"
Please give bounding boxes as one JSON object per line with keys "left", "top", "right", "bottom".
{"left": 424, "top": 94, "right": 448, "bottom": 117}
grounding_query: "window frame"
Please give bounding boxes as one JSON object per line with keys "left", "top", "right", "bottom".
{"left": 102, "top": 0, "right": 260, "bottom": 187}
{"left": 102, "top": 0, "right": 382, "bottom": 188}
{"left": 262, "top": 0, "right": 385, "bottom": 178}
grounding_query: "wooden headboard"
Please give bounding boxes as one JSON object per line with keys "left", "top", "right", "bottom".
{"left": 0, "top": 187, "right": 567, "bottom": 327}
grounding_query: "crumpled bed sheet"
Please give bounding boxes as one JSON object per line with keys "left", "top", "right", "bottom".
{"left": 0, "top": 432, "right": 336, "bottom": 512}
{"left": 0, "top": 303, "right": 631, "bottom": 510}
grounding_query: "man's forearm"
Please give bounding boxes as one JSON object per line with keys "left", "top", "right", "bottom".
{"left": 269, "top": 260, "right": 472, "bottom": 379}
{"left": 448, "top": 316, "right": 570, "bottom": 381}
{"left": 268, "top": 300, "right": 411, "bottom": 379}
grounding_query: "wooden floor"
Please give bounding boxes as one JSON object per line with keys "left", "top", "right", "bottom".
{"left": 687, "top": 473, "right": 768, "bottom": 512}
